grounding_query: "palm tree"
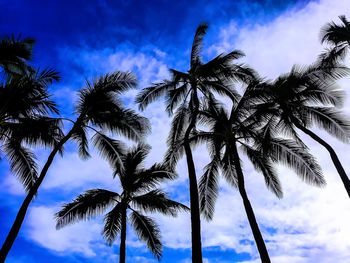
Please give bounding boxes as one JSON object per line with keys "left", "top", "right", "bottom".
{"left": 0, "top": 68, "right": 63, "bottom": 192}
{"left": 0, "top": 71, "right": 151, "bottom": 262}
{"left": 0, "top": 35, "right": 62, "bottom": 192}
{"left": 136, "top": 23, "right": 254, "bottom": 262}
{"left": 254, "top": 61, "right": 350, "bottom": 198}
{"left": 170, "top": 94, "right": 325, "bottom": 263}
{"left": 56, "top": 143, "right": 188, "bottom": 263}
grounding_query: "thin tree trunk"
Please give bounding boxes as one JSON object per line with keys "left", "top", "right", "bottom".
{"left": 0, "top": 123, "right": 79, "bottom": 262}
{"left": 231, "top": 143, "right": 271, "bottom": 263}
{"left": 184, "top": 108, "right": 203, "bottom": 263}
{"left": 119, "top": 208, "right": 127, "bottom": 263}
{"left": 294, "top": 122, "right": 350, "bottom": 198}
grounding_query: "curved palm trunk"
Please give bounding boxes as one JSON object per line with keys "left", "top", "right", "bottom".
{"left": 0, "top": 123, "right": 79, "bottom": 262}
{"left": 184, "top": 105, "right": 203, "bottom": 263}
{"left": 294, "top": 122, "right": 350, "bottom": 198}
{"left": 231, "top": 143, "right": 271, "bottom": 263}
{"left": 119, "top": 208, "right": 127, "bottom": 263}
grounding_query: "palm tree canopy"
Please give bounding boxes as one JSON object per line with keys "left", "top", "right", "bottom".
{"left": 321, "top": 15, "right": 350, "bottom": 47}
{"left": 254, "top": 61, "right": 350, "bottom": 144}
{"left": 169, "top": 94, "right": 326, "bottom": 220}
{"left": 0, "top": 35, "right": 35, "bottom": 76}
{"left": 56, "top": 143, "right": 188, "bottom": 260}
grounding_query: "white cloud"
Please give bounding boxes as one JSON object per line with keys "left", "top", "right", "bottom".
{"left": 26, "top": 206, "right": 101, "bottom": 257}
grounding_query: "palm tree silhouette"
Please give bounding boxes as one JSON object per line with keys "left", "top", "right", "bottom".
{"left": 136, "top": 23, "right": 254, "bottom": 263}
{"left": 0, "top": 72, "right": 150, "bottom": 262}
{"left": 56, "top": 143, "right": 188, "bottom": 263}
{"left": 0, "top": 37, "right": 62, "bottom": 192}
{"left": 168, "top": 91, "right": 325, "bottom": 262}
{"left": 255, "top": 61, "right": 350, "bottom": 198}
{"left": 321, "top": 15, "right": 350, "bottom": 52}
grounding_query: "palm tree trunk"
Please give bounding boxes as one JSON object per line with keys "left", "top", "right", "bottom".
{"left": 119, "top": 208, "right": 127, "bottom": 263}
{"left": 184, "top": 116, "right": 203, "bottom": 263}
{"left": 0, "top": 123, "right": 79, "bottom": 262}
{"left": 232, "top": 143, "right": 271, "bottom": 263}
{"left": 294, "top": 122, "right": 350, "bottom": 198}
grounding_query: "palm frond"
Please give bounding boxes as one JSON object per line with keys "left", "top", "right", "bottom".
{"left": 131, "top": 163, "right": 177, "bottom": 193}
{"left": 131, "top": 189, "right": 189, "bottom": 216}
{"left": 136, "top": 80, "right": 174, "bottom": 111}
{"left": 3, "top": 141, "right": 38, "bottom": 192}
{"left": 130, "top": 210, "right": 162, "bottom": 260}
{"left": 92, "top": 132, "right": 126, "bottom": 172}
{"left": 302, "top": 106, "right": 350, "bottom": 143}
{"left": 56, "top": 189, "right": 119, "bottom": 229}
{"left": 199, "top": 157, "right": 220, "bottom": 220}
{"left": 166, "top": 103, "right": 190, "bottom": 148}
{"left": 240, "top": 144, "right": 283, "bottom": 198}
{"left": 102, "top": 202, "right": 124, "bottom": 246}
{"left": 71, "top": 125, "right": 90, "bottom": 159}
{"left": 190, "top": 23, "right": 209, "bottom": 67}
{"left": 2, "top": 117, "right": 64, "bottom": 149}
{"left": 268, "top": 139, "right": 325, "bottom": 186}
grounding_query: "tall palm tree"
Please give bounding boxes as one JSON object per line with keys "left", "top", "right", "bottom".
{"left": 56, "top": 143, "right": 188, "bottom": 263}
{"left": 255, "top": 61, "right": 350, "bottom": 198}
{"left": 0, "top": 71, "right": 150, "bottom": 262}
{"left": 170, "top": 94, "right": 325, "bottom": 262}
{"left": 136, "top": 23, "right": 254, "bottom": 262}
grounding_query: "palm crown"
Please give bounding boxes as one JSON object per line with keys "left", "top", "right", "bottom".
{"left": 136, "top": 23, "right": 256, "bottom": 263}
{"left": 253, "top": 58, "right": 350, "bottom": 197}
{"left": 56, "top": 143, "right": 188, "bottom": 262}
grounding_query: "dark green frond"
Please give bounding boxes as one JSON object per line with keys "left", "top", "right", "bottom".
{"left": 165, "top": 83, "right": 190, "bottom": 115}
{"left": 268, "top": 139, "right": 325, "bottom": 186}
{"left": 56, "top": 189, "right": 119, "bottom": 229}
{"left": 301, "top": 106, "right": 350, "bottom": 143}
{"left": 92, "top": 71, "right": 138, "bottom": 94}
{"left": 2, "top": 117, "right": 64, "bottom": 149}
{"left": 190, "top": 22, "right": 209, "bottom": 67}
{"left": 221, "top": 148, "right": 238, "bottom": 187}
{"left": 130, "top": 211, "right": 162, "bottom": 261}
{"left": 240, "top": 144, "right": 283, "bottom": 198}
{"left": 92, "top": 132, "right": 126, "bottom": 172}
{"left": 3, "top": 141, "right": 38, "bottom": 192}
{"left": 199, "top": 157, "right": 220, "bottom": 220}
{"left": 136, "top": 81, "right": 174, "bottom": 111}
{"left": 102, "top": 202, "right": 124, "bottom": 246}
{"left": 71, "top": 125, "right": 90, "bottom": 159}
{"left": 91, "top": 108, "right": 151, "bottom": 142}
{"left": 131, "top": 163, "right": 177, "bottom": 193}
{"left": 131, "top": 189, "right": 189, "bottom": 216}
{"left": 166, "top": 103, "right": 190, "bottom": 148}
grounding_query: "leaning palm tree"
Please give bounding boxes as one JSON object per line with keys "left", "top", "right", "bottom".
{"left": 170, "top": 94, "right": 325, "bottom": 263}
{"left": 56, "top": 143, "right": 188, "bottom": 263}
{"left": 136, "top": 23, "right": 254, "bottom": 262}
{"left": 0, "top": 65, "right": 63, "bottom": 191}
{"left": 0, "top": 71, "right": 150, "bottom": 262}
{"left": 254, "top": 60, "right": 350, "bottom": 198}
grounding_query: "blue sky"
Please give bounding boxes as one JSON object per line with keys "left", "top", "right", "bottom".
{"left": 1, "top": 0, "right": 350, "bottom": 262}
